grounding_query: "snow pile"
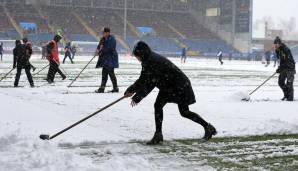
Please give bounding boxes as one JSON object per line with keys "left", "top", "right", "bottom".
{"left": 0, "top": 130, "right": 97, "bottom": 171}
{"left": 230, "top": 91, "right": 250, "bottom": 101}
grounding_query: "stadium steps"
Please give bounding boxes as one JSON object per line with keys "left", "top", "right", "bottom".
{"left": 34, "top": 4, "right": 55, "bottom": 33}
{"left": 72, "top": 11, "right": 130, "bottom": 51}
{"left": 3, "top": 6, "right": 23, "bottom": 38}
{"left": 126, "top": 20, "right": 141, "bottom": 37}
{"left": 72, "top": 11, "right": 99, "bottom": 41}
{"left": 115, "top": 35, "right": 130, "bottom": 51}
{"left": 167, "top": 24, "right": 186, "bottom": 39}
{"left": 118, "top": 15, "right": 141, "bottom": 37}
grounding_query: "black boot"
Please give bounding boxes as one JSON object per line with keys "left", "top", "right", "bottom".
{"left": 95, "top": 87, "right": 105, "bottom": 93}
{"left": 45, "top": 78, "right": 53, "bottom": 84}
{"left": 281, "top": 96, "right": 287, "bottom": 101}
{"left": 109, "top": 87, "right": 119, "bottom": 93}
{"left": 202, "top": 123, "right": 217, "bottom": 141}
{"left": 146, "top": 132, "right": 163, "bottom": 145}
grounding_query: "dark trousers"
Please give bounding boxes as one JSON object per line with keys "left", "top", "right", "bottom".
{"left": 154, "top": 92, "right": 208, "bottom": 133}
{"left": 100, "top": 67, "right": 118, "bottom": 89}
{"left": 219, "top": 56, "right": 223, "bottom": 65}
{"left": 0, "top": 53, "right": 2, "bottom": 61}
{"left": 278, "top": 70, "right": 295, "bottom": 101}
{"left": 181, "top": 56, "right": 186, "bottom": 63}
{"left": 30, "top": 63, "right": 35, "bottom": 70}
{"left": 41, "top": 53, "right": 46, "bottom": 59}
{"left": 47, "top": 60, "right": 65, "bottom": 82}
{"left": 63, "top": 53, "right": 73, "bottom": 64}
{"left": 14, "top": 65, "right": 34, "bottom": 86}
{"left": 72, "top": 52, "right": 76, "bottom": 59}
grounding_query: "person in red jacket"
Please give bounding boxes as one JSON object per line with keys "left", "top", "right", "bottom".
{"left": 46, "top": 34, "right": 66, "bottom": 83}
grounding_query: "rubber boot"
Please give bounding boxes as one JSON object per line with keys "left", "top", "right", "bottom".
{"left": 202, "top": 123, "right": 217, "bottom": 141}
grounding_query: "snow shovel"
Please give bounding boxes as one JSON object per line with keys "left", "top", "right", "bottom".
{"left": 242, "top": 72, "right": 277, "bottom": 101}
{"left": 0, "top": 68, "right": 15, "bottom": 82}
{"left": 32, "top": 64, "right": 50, "bottom": 76}
{"left": 67, "top": 54, "right": 97, "bottom": 87}
{"left": 40, "top": 96, "right": 126, "bottom": 140}
{"left": 60, "top": 66, "right": 69, "bottom": 77}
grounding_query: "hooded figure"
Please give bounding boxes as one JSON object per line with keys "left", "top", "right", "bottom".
{"left": 124, "top": 41, "right": 217, "bottom": 145}
{"left": 13, "top": 40, "right": 34, "bottom": 87}
{"left": 274, "top": 36, "right": 296, "bottom": 101}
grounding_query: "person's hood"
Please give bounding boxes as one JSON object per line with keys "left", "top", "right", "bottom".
{"left": 132, "top": 41, "right": 152, "bottom": 61}
{"left": 15, "top": 40, "right": 21, "bottom": 46}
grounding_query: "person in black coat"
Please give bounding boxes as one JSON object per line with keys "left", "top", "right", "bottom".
{"left": 13, "top": 40, "right": 34, "bottom": 87}
{"left": 0, "top": 42, "right": 3, "bottom": 61}
{"left": 22, "top": 38, "right": 36, "bottom": 71}
{"left": 124, "top": 41, "right": 217, "bottom": 145}
{"left": 181, "top": 47, "right": 187, "bottom": 63}
{"left": 274, "top": 37, "right": 296, "bottom": 101}
{"left": 41, "top": 44, "right": 47, "bottom": 59}
{"left": 71, "top": 43, "right": 77, "bottom": 59}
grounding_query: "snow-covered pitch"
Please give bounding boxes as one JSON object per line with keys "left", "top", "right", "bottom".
{"left": 0, "top": 55, "right": 297, "bottom": 170}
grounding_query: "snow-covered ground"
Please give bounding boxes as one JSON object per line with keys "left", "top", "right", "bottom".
{"left": 0, "top": 55, "right": 297, "bottom": 170}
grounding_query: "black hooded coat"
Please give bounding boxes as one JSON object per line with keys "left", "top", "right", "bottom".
{"left": 125, "top": 41, "right": 196, "bottom": 105}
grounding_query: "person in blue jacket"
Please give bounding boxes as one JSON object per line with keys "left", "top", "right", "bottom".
{"left": 95, "top": 27, "right": 119, "bottom": 93}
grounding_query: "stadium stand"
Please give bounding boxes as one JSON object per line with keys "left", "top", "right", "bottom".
{"left": 0, "top": 1, "right": 239, "bottom": 55}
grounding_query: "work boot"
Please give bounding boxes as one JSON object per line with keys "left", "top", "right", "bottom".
{"left": 109, "top": 87, "right": 119, "bottom": 93}
{"left": 45, "top": 78, "right": 53, "bottom": 84}
{"left": 202, "top": 123, "right": 217, "bottom": 141}
{"left": 281, "top": 96, "right": 287, "bottom": 101}
{"left": 62, "top": 75, "right": 66, "bottom": 80}
{"left": 146, "top": 132, "right": 163, "bottom": 145}
{"left": 95, "top": 87, "right": 105, "bottom": 93}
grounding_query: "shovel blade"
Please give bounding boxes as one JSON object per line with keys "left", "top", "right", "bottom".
{"left": 40, "top": 134, "right": 50, "bottom": 140}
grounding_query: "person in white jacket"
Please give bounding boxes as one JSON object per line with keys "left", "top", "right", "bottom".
{"left": 217, "top": 50, "right": 223, "bottom": 65}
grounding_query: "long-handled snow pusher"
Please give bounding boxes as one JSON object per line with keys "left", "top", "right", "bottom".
{"left": 67, "top": 55, "right": 97, "bottom": 87}
{"left": 242, "top": 72, "right": 277, "bottom": 101}
{"left": 60, "top": 66, "right": 69, "bottom": 77}
{"left": 0, "top": 68, "right": 15, "bottom": 82}
{"left": 32, "top": 64, "right": 50, "bottom": 76}
{"left": 40, "top": 96, "right": 126, "bottom": 140}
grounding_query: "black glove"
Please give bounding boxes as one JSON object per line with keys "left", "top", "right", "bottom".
{"left": 124, "top": 85, "right": 135, "bottom": 96}
{"left": 276, "top": 68, "right": 281, "bottom": 73}
{"left": 13, "top": 65, "right": 16, "bottom": 69}
{"left": 99, "top": 37, "right": 105, "bottom": 45}
{"left": 132, "top": 94, "right": 142, "bottom": 104}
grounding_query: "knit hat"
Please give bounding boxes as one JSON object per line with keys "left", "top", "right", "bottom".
{"left": 274, "top": 36, "right": 282, "bottom": 44}
{"left": 102, "top": 27, "right": 110, "bottom": 33}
